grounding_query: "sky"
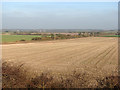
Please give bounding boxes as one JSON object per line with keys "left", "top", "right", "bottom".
{"left": 2, "top": 2, "right": 118, "bottom": 30}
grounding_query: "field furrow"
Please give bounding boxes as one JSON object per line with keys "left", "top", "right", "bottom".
{"left": 2, "top": 37, "right": 118, "bottom": 77}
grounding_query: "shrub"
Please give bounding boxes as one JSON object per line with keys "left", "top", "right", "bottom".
{"left": 20, "top": 39, "right": 26, "bottom": 41}
{"left": 32, "top": 37, "right": 42, "bottom": 41}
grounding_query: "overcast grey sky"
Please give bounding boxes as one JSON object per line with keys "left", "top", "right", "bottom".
{"left": 2, "top": 2, "right": 118, "bottom": 29}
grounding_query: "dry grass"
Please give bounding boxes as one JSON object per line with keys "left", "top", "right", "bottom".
{"left": 2, "top": 62, "right": 120, "bottom": 88}
{"left": 2, "top": 62, "right": 30, "bottom": 88}
{"left": 97, "top": 76, "right": 120, "bottom": 88}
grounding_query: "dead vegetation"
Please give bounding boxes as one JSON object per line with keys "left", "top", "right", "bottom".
{"left": 2, "top": 62, "right": 120, "bottom": 88}
{"left": 97, "top": 76, "right": 120, "bottom": 88}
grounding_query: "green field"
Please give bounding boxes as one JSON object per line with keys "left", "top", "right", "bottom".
{"left": 102, "top": 35, "right": 120, "bottom": 37}
{"left": 2, "top": 34, "right": 119, "bottom": 43}
{"left": 2, "top": 35, "right": 43, "bottom": 43}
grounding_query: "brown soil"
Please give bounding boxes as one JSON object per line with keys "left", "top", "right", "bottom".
{"left": 2, "top": 37, "right": 119, "bottom": 88}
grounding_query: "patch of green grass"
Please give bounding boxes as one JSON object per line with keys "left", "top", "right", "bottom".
{"left": 2, "top": 35, "right": 42, "bottom": 43}
{"left": 102, "top": 35, "right": 120, "bottom": 37}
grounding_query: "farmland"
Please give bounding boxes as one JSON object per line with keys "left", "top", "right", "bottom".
{"left": 102, "top": 35, "right": 120, "bottom": 37}
{"left": 1, "top": 34, "right": 83, "bottom": 44}
{"left": 2, "top": 30, "right": 118, "bottom": 44}
{"left": 2, "top": 37, "right": 118, "bottom": 88}
{"left": 2, "top": 35, "right": 42, "bottom": 43}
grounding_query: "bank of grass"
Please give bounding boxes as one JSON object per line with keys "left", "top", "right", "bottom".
{"left": 2, "top": 62, "right": 120, "bottom": 88}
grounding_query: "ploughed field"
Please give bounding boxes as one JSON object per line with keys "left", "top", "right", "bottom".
{"left": 2, "top": 37, "right": 118, "bottom": 80}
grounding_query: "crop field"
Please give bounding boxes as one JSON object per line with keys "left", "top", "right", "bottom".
{"left": 2, "top": 37, "right": 119, "bottom": 88}
{"left": 2, "top": 35, "right": 42, "bottom": 43}
{"left": 103, "top": 35, "right": 120, "bottom": 37}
